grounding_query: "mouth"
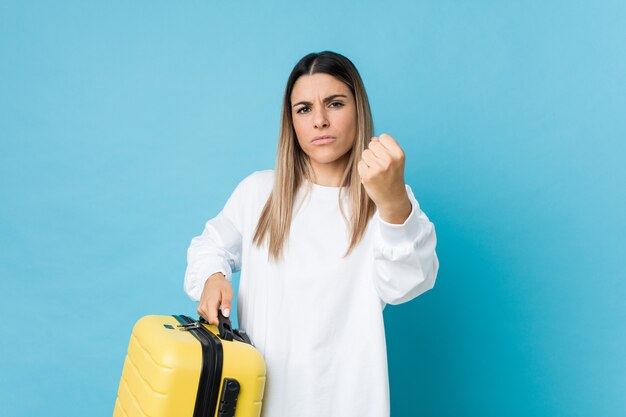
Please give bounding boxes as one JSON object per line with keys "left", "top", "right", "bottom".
{"left": 311, "top": 135, "right": 336, "bottom": 144}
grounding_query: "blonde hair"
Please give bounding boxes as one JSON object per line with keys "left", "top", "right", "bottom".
{"left": 253, "top": 51, "right": 377, "bottom": 262}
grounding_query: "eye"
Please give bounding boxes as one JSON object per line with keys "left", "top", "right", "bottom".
{"left": 329, "top": 101, "right": 344, "bottom": 108}
{"left": 296, "top": 106, "right": 310, "bottom": 114}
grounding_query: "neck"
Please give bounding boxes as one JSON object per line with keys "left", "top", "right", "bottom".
{"left": 308, "top": 155, "right": 350, "bottom": 186}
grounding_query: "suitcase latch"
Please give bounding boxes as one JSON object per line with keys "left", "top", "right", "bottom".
{"left": 177, "top": 322, "right": 202, "bottom": 331}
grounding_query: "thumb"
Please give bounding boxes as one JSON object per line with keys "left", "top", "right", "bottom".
{"left": 220, "top": 290, "right": 233, "bottom": 318}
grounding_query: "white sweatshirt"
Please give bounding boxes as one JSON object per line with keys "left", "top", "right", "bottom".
{"left": 184, "top": 169, "right": 439, "bottom": 417}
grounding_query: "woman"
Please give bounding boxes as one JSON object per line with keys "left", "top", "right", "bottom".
{"left": 184, "top": 50, "right": 439, "bottom": 417}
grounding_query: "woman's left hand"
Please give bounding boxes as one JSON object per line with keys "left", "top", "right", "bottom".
{"left": 357, "top": 133, "right": 412, "bottom": 224}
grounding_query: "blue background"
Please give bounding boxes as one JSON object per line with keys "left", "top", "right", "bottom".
{"left": 1, "top": 1, "right": 624, "bottom": 416}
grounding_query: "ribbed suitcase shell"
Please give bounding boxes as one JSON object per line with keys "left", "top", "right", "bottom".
{"left": 113, "top": 315, "right": 266, "bottom": 417}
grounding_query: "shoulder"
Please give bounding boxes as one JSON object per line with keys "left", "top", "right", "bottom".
{"left": 237, "top": 169, "right": 274, "bottom": 190}
{"left": 229, "top": 169, "right": 275, "bottom": 201}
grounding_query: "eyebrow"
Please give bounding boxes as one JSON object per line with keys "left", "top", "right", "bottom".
{"left": 292, "top": 94, "right": 348, "bottom": 108}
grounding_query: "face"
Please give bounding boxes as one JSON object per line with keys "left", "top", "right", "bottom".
{"left": 290, "top": 73, "right": 357, "bottom": 173}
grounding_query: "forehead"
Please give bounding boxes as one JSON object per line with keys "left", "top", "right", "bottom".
{"left": 291, "top": 73, "right": 352, "bottom": 100}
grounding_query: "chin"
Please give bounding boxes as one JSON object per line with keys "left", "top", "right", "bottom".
{"left": 308, "top": 152, "right": 350, "bottom": 165}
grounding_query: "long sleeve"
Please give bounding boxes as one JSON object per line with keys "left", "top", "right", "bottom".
{"left": 372, "top": 184, "right": 439, "bottom": 306}
{"left": 183, "top": 177, "right": 248, "bottom": 302}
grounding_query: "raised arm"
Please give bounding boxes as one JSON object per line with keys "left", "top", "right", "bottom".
{"left": 357, "top": 133, "right": 439, "bottom": 305}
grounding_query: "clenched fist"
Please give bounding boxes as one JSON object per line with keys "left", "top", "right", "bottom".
{"left": 357, "top": 133, "right": 412, "bottom": 224}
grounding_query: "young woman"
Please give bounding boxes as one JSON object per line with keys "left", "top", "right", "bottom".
{"left": 184, "top": 50, "right": 439, "bottom": 417}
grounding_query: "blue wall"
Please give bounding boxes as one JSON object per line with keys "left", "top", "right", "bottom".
{"left": 1, "top": 1, "right": 624, "bottom": 416}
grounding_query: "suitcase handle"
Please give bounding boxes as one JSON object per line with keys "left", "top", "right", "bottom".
{"left": 198, "top": 311, "right": 235, "bottom": 341}
{"left": 197, "top": 311, "right": 253, "bottom": 345}
{"left": 217, "top": 310, "right": 234, "bottom": 341}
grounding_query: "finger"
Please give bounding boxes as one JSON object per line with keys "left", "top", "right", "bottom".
{"left": 206, "top": 296, "right": 221, "bottom": 326}
{"left": 361, "top": 149, "right": 383, "bottom": 170}
{"left": 197, "top": 306, "right": 206, "bottom": 321}
{"left": 377, "top": 133, "right": 396, "bottom": 147}
{"left": 197, "top": 300, "right": 209, "bottom": 320}
{"left": 357, "top": 160, "right": 370, "bottom": 182}
{"left": 367, "top": 140, "right": 392, "bottom": 162}
{"left": 378, "top": 133, "right": 403, "bottom": 158}
{"left": 220, "top": 287, "right": 233, "bottom": 318}
{"left": 198, "top": 307, "right": 213, "bottom": 325}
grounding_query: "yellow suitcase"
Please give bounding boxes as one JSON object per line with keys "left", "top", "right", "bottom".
{"left": 113, "top": 313, "right": 266, "bottom": 417}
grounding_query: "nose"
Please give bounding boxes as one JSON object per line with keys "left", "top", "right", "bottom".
{"left": 313, "top": 106, "right": 329, "bottom": 129}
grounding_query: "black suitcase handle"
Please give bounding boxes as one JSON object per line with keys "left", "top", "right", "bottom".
{"left": 217, "top": 310, "right": 234, "bottom": 341}
{"left": 198, "top": 311, "right": 253, "bottom": 345}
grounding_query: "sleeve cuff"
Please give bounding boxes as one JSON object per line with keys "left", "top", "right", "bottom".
{"left": 187, "top": 261, "right": 233, "bottom": 301}
{"left": 375, "top": 186, "right": 423, "bottom": 247}
{"left": 199, "top": 260, "right": 233, "bottom": 284}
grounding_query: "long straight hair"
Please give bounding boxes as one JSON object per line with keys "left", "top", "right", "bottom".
{"left": 252, "top": 51, "right": 377, "bottom": 262}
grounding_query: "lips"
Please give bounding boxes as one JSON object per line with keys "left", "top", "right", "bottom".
{"left": 311, "top": 135, "right": 336, "bottom": 143}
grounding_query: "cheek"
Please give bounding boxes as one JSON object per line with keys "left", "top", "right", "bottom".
{"left": 338, "top": 121, "right": 357, "bottom": 146}
{"left": 293, "top": 115, "right": 310, "bottom": 131}
{"left": 291, "top": 119, "right": 305, "bottom": 142}
{"left": 337, "top": 110, "right": 356, "bottom": 131}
